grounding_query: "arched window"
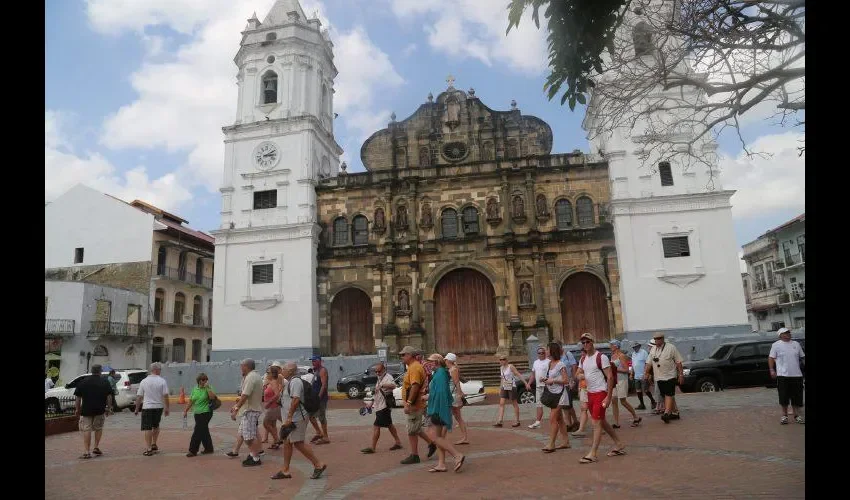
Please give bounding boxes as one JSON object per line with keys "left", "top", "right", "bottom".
{"left": 195, "top": 258, "right": 203, "bottom": 285}
{"left": 174, "top": 292, "right": 186, "bottom": 324}
{"left": 441, "top": 208, "right": 458, "bottom": 239}
{"left": 154, "top": 289, "right": 165, "bottom": 322}
{"left": 352, "top": 215, "right": 369, "bottom": 245}
{"left": 506, "top": 139, "right": 518, "bottom": 158}
{"left": 172, "top": 338, "right": 186, "bottom": 363}
{"left": 555, "top": 200, "right": 573, "bottom": 230}
{"left": 462, "top": 207, "right": 479, "bottom": 235}
{"left": 576, "top": 197, "right": 594, "bottom": 227}
{"left": 262, "top": 71, "right": 278, "bottom": 104}
{"left": 191, "top": 339, "right": 202, "bottom": 362}
{"left": 192, "top": 296, "right": 202, "bottom": 326}
{"left": 633, "top": 22, "right": 653, "bottom": 57}
{"left": 156, "top": 246, "right": 166, "bottom": 275}
{"left": 333, "top": 217, "right": 349, "bottom": 246}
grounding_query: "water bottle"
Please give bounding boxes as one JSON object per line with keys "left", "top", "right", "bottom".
{"left": 183, "top": 415, "right": 188, "bottom": 430}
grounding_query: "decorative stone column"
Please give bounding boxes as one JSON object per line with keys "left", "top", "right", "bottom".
{"left": 501, "top": 176, "right": 513, "bottom": 235}
{"left": 505, "top": 252, "right": 521, "bottom": 337}
{"left": 382, "top": 259, "right": 399, "bottom": 346}
{"left": 525, "top": 173, "right": 537, "bottom": 232}
{"left": 532, "top": 250, "right": 548, "bottom": 339}
{"left": 408, "top": 259, "right": 424, "bottom": 349}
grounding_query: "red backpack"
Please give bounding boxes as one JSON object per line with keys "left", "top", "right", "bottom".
{"left": 580, "top": 351, "right": 608, "bottom": 384}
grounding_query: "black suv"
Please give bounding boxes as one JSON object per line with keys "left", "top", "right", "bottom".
{"left": 681, "top": 338, "right": 805, "bottom": 393}
{"left": 336, "top": 362, "right": 403, "bottom": 399}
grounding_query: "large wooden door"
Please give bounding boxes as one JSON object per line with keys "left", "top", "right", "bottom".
{"left": 434, "top": 269, "right": 498, "bottom": 354}
{"left": 330, "top": 288, "right": 373, "bottom": 355}
{"left": 560, "top": 272, "right": 611, "bottom": 343}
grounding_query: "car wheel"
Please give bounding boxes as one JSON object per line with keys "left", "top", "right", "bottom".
{"left": 696, "top": 377, "right": 719, "bottom": 393}
{"left": 519, "top": 389, "right": 536, "bottom": 405}
{"left": 346, "top": 384, "right": 364, "bottom": 399}
{"left": 45, "top": 398, "right": 61, "bottom": 414}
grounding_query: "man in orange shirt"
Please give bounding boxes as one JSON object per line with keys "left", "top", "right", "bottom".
{"left": 399, "top": 345, "right": 436, "bottom": 465}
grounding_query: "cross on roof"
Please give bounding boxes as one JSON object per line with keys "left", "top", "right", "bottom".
{"left": 446, "top": 74, "right": 455, "bottom": 88}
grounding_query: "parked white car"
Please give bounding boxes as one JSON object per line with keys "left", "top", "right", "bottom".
{"left": 44, "top": 370, "right": 147, "bottom": 414}
{"left": 364, "top": 374, "right": 486, "bottom": 405}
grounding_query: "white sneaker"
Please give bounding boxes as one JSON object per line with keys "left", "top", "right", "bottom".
{"left": 528, "top": 421, "right": 541, "bottom": 429}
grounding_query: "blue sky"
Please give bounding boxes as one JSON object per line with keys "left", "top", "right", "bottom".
{"left": 46, "top": 0, "right": 804, "bottom": 255}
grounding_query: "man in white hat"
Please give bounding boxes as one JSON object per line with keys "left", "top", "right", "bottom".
{"left": 768, "top": 328, "right": 805, "bottom": 425}
{"left": 644, "top": 333, "right": 684, "bottom": 423}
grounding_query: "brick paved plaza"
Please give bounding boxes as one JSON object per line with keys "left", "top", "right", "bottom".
{"left": 45, "top": 388, "right": 804, "bottom": 499}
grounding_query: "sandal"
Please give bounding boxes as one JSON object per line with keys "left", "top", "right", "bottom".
{"left": 143, "top": 450, "right": 154, "bottom": 456}
{"left": 92, "top": 448, "right": 102, "bottom": 456}
{"left": 150, "top": 444, "right": 158, "bottom": 452}
{"left": 315, "top": 438, "right": 331, "bottom": 445}
{"left": 270, "top": 471, "right": 292, "bottom": 480}
{"left": 454, "top": 455, "right": 466, "bottom": 472}
{"left": 225, "top": 451, "right": 239, "bottom": 458}
{"left": 428, "top": 467, "right": 447, "bottom": 472}
{"left": 612, "top": 424, "right": 621, "bottom": 429}
{"left": 512, "top": 422, "right": 521, "bottom": 427}
{"left": 454, "top": 440, "right": 469, "bottom": 446}
{"left": 556, "top": 444, "right": 571, "bottom": 450}
{"left": 607, "top": 448, "right": 627, "bottom": 457}
{"left": 389, "top": 444, "right": 403, "bottom": 451}
{"left": 268, "top": 443, "right": 280, "bottom": 450}
{"left": 310, "top": 464, "right": 327, "bottom": 480}
{"left": 631, "top": 418, "right": 642, "bottom": 427}
{"left": 542, "top": 448, "right": 556, "bottom": 453}
{"left": 310, "top": 435, "right": 322, "bottom": 443}
{"left": 79, "top": 453, "right": 92, "bottom": 459}
{"left": 579, "top": 456, "right": 598, "bottom": 464}
{"left": 493, "top": 422, "right": 503, "bottom": 428}
{"left": 360, "top": 448, "right": 375, "bottom": 454}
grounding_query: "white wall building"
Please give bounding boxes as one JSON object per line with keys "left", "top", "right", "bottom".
{"left": 211, "top": 0, "right": 342, "bottom": 360}
{"left": 742, "top": 214, "right": 805, "bottom": 332}
{"left": 583, "top": 0, "right": 749, "bottom": 340}
{"left": 45, "top": 280, "right": 150, "bottom": 380}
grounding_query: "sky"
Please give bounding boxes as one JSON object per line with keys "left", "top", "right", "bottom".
{"left": 45, "top": 0, "right": 805, "bottom": 263}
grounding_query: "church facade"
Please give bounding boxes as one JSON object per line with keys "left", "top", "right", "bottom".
{"left": 316, "top": 83, "right": 622, "bottom": 356}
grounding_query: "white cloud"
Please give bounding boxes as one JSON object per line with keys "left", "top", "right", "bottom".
{"left": 334, "top": 27, "right": 404, "bottom": 114}
{"left": 723, "top": 132, "right": 805, "bottom": 219}
{"left": 46, "top": 111, "right": 192, "bottom": 211}
{"left": 401, "top": 43, "right": 417, "bottom": 57}
{"left": 389, "top": 0, "right": 547, "bottom": 74}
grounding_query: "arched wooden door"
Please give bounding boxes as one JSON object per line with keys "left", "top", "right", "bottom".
{"left": 330, "top": 288, "right": 373, "bottom": 355}
{"left": 434, "top": 269, "right": 498, "bottom": 354}
{"left": 560, "top": 272, "right": 611, "bottom": 343}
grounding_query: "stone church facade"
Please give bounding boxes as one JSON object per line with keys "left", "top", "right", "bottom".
{"left": 315, "top": 83, "right": 623, "bottom": 356}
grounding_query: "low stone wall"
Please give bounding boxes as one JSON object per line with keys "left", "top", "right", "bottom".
{"left": 45, "top": 415, "right": 78, "bottom": 436}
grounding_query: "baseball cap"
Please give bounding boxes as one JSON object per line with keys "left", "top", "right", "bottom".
{"left": 271, "top": 361, "right": 283, "bottom": 368}
{"left": 427, "top": 353, "right": 444, "bottom": 363}
{"left": 310, "top": 355, "right": 322, "bottom": 361}
{"left": 445, "top": 353, "right": 457, "bottom": 362}
{"left": 610, "top": 339, "right": 621, "bottom": 348}
{"left": 579, "top": 333, "right": 595, "bottom": 342}
{"left": 399, "top": 345, "right": 416, "bottom": 355}
{"left": 777, "top": 327, "right": 791, "bottom": 336}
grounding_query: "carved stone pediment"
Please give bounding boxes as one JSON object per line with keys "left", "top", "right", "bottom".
{"left": 657, "top": 273, "right": 705, "bottom": 288}
{"left": 240, "top": 296, "right": 281, "bottom": 310}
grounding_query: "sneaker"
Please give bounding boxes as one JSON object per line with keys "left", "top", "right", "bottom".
{"left": 242, "top": 456, "right": 262, "bottom": 467}
{"left": 427, "top": 443, "right": 437, "bottom": 458}
{"left": 794, "top": 416, "right": 805, "bottom": 424}
{"left": 528, "top": 421, "right": 541, "bottom": 429}
{"left": 571, "top": 431, "right": 586, "bottom": 438}
{"left": 780, "top": 415, "right": 789, "bottom": 424}
{"left": 400, "top": 454, "right": 421, "bottom": 465}
{"left": 670, "top": 413, "right": 681, "bottom": 420}
{"left": 661, "top": 413, "right": 670, "bottom": 424}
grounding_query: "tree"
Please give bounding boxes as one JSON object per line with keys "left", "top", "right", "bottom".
{"left": 507, "top": 0, "right": 805, "bottom": 173}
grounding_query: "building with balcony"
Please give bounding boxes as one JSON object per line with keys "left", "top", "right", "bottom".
{"left": 45, "top": 280, "right": 150, "bottom": 379}
{"left": 741, "top": 213, "right": 805, "bottom": 332}
{"left": 45, "top": 185, "right": 215, "bottom": 375}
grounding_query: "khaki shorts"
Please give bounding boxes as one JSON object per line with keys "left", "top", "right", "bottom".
{"left": 614, "top": 379, "right": 629, "bottom": 399}
{"left": 406, "top": 409, "right": 425, "bottom": 435}
{"left": 79, "top": 414, "right": 105, "bottom": 432}
{"left": 579, "top": 388, "right": 588, "bottom": 403}
{"left": 285, "top": 419, "right": 308, "bottom": 444}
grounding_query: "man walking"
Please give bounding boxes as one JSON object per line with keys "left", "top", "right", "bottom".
{"left": 230, "top": 358, "right": 265, "bottom": 466}
{"left": 361, "top": 361, "right": 403, "bottom": 453}
{"left": 644, "top": 333, "right": 684, "bottom": 423}
{"left": 399, "top": 345, "right": 437, "bottom": 464}
{"left": 528, "top": 346, "right": 549, "bottom": 429}
{"left": 308, "top": 355, "right": 331, "bottom": 445}
{"left": 271, "top": 362, "right": 327, "bottom": 480}
{"left": 630, "top": 342, "right": 654, "bottom": 410}
{"left": 134, "top": 362, "right": 170, "bottom": 456}
{"left": 74, "top": 364, "right": 113, "bottom": 459}
{"left": 768, "top": 328, "right": 805, "bottom": 425}
{"left": 576, "top": 333, "right": 625, "bottom": 464}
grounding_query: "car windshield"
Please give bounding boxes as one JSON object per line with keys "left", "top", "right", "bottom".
{"left": 709, "top": 345, "right": 732, "bottom": 360}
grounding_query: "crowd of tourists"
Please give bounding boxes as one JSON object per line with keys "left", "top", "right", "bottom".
{"left": 67, "top": 329, "right": 805, "bottom": 477}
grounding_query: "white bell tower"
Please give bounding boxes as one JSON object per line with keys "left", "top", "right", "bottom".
{"left": 211, "top": 0, "right": 342, "bottom": 360}
{"left": 584, "top": 0, "right": 749, "bottom": 341}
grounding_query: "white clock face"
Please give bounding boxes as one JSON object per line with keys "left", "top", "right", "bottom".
{"left": 253, "top": 141, "right": 280, "bottom": 170}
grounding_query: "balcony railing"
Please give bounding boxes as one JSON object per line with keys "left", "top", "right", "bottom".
{"left": 153, "top": 265, "right": 213, "bottom": 289}
{"left": 151, "top": 309, "right": 211, "bottom": 328}
{"left": 45, "top": 319, "right": 75, "bottom": 338}
{"left": 778, "top": 292, "right": 805, "bottom": 305}
{"left": 776, "top": 253, "right": 804, "bottom": 271}
{"left": 87, "top": 321, "right": 152, "bottom": 341}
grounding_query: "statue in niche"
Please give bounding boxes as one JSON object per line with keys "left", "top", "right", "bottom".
{"left": 445, "top": 96, "right": 460, "bottom": 125}
{"left": 486, "top": 198, "right": 500, "bottom": 219}
{"left": 421, "top": 203, "right": 433, "bottom": 227}
{"left": 396, "top": 205, "right": 408, "bottom": 228}
{"left": 536, "top": 194, "right": 548, "bottom": 217}
{"left": 398, "top": 289, "right": 410, "bottom": 312}
{"left": 374, "top": 207, "right": 386, "bottom": 231}
{"left": 520, "top": 282, "right": 533, "bottom": 305}
{"left": 512, "top": 195, "right": 525, "bottom": 218}
{"left": 419, "top": 146, "right": 430, "bottom": 166}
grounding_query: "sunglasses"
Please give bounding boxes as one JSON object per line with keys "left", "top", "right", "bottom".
{"left": 580, "top": 340, "right": 593, "bottom": 344}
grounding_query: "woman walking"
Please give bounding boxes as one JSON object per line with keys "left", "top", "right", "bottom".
{"left": 541, "top": 343, "right": 571, "bottom": 453}
{"left": 494, "top": 355, "right": 529, "bottom": 428}
{"left": 184, "top": 373, "right": 216, "bottom": 457}
{"left": 445, "top": 353, "right": 469, "bottom": 445}
{"left": 609, "top": 340, "right": 640, "bottom": 428}
{"left": 424, "top": 354, "right": 466, "bottom": 472}
{"left": 263, "top": 365, "right": 284, "bottom": 449}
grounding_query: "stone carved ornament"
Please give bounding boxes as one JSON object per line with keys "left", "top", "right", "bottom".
{"left": 520, "top": 282, "right": 533, "bottom": 305}
{"left": 512, "top": 195, "right": 525, "bottom": 219}
{"left": 536, "top": 194, "right": 548, "bottom": 217}
{"left": 486, "top": 198, "right": 500, "bottom": 220}
{"left": 397, "top": 289, "right": 411, "bottom": 314}
{"left": 373, "top": 207, "right": 386, "bottom": 233}
{"left": 396, "top": 205, "right": 408, "bottom": 228}
{"left": 420, "top": 203, "right": 433, "bottom": 228}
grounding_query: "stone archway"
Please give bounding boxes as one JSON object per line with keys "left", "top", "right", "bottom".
{"left": 330, "top": 288, "right": 374, "bottom": 355}
{"left": 434, "top": 268, "right": 498, "bottom": 354}
{"left": 560, "top": 272, "right": 611, "bottom": 343}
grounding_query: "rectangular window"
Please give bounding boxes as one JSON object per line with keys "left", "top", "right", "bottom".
{"left": 252, "top": 264, "right": 274, "bottom": 284}
{"left": 662, "top": 236, "right": 690, "bottom": 258}
{"left": 253, "top": 190, "right": 277, "bottom": 210}
{"left": 74, "top": 247, "right": 84, "bottom": 264}
{"left": 658, "top": 161, "right": 674, "bottom": 186}
{"left": 764, "top": 261, "right": 775, "bottom": 288}
{"left": 770, "top": 321, "right": 785, "bottom": 331}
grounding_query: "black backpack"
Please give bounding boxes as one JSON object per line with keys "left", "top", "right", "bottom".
{"left": 297, "top": 377, "right": 320, "bottom": 414}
